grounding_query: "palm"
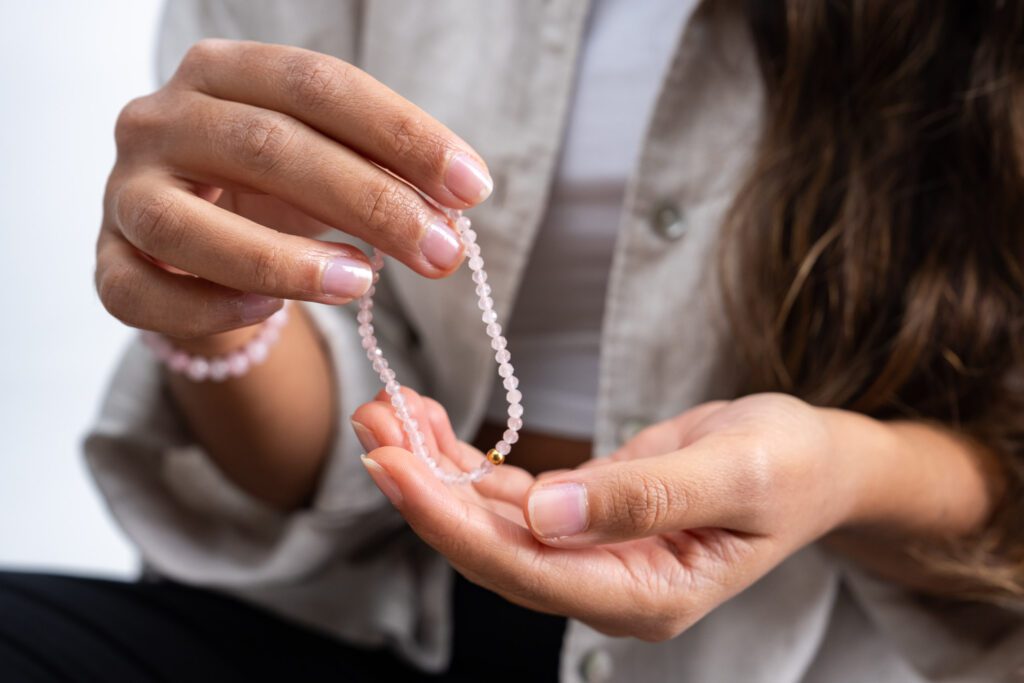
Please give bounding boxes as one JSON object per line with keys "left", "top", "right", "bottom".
{"left": 354, "top": 389, "right": 772, "bottom": 633}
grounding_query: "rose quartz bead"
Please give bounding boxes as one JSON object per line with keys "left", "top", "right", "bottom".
{"left": 169, "top": 351, "right": 190, "bottom": 373}
{"left": 228, "top": 351, "right": 250, "bottom": 377}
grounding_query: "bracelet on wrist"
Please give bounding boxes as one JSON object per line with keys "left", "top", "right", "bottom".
{"left": 141, "top": 299, "right": 293, "bottom": 382}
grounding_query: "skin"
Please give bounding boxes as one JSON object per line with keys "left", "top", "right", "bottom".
{"left": 95, "top": 40, "right": 1002, "bottom": 633}
{"left": 94, "top": 39, "right": 493, "bottom": 509}
{"left": 354, "top": 388, "right": 999, "bottom": 642}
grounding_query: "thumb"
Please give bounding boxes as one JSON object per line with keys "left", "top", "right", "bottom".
{"left": 524, "top": 444, "right": 758, "bottom": 548}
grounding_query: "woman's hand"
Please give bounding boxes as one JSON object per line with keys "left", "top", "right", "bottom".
{"left": 352, "top": 390, "right": 873, "bottom": 641}
{"left": 355, "top": 388, "right": 999, "bottom": 639}
{"left": 95, "top": 38, "right": 493, "bottom": 341}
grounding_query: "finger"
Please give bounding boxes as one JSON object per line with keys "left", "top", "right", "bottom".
{"left": 148, "top": 92, "right": 465, "bottom": 277}
{"left": 111, "top": 172, "right": 373, "bottom": 302}
{"left": 360, "top": 389, "right": 535, "bottom": 505}
{"left": 361, "top": 445, "right": 622, "bottom": 619}
{"left": 176, "top": 39, "right": 493, "bottom": 209}
{"left": 418, "top": 397, "right": 537, "bottom": 503}
{"left": 353, "top": 388, "right": 458, "bottom": 470}
{"left": 523, "top": 438, "right": 768, "bottom": 548}
{"left": 607, "top": 401, "right": 731, "bottom": 462}
{"left": 95, "top": 227, "right": 286, "bottom": 337}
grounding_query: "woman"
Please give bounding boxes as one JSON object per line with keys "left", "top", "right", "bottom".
{"left": 5, "top": 0, "right": 1022, "bottom": 680}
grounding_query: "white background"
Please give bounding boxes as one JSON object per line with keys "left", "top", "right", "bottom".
{"left": 0, "top": 1, "right": 166, "bottom": 577}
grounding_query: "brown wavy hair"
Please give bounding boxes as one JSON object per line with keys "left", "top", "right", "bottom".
{"left": 720, "top": 0, "right": 1024, "bottom": 600}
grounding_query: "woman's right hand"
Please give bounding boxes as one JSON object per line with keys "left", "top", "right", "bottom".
{"left": 95, "top": 38, "right": 493, "bottom": 340}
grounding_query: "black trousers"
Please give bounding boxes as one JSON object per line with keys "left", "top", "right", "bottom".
{"left": 0, "top": 568, "right": 566, "bottom": 682}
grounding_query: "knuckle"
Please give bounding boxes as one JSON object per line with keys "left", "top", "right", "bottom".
{"left": 617, "top": 472, "right": 677, "bottom": 535}
{"left": 382, "top": 115, "right": 450, "bottom": 176}
{"left": 178, "top": 38, "right": 224, "bottom": 78}
{"left": 96, "top": 261, "right": 138, "bottom": 327}
{"left": 359, "top": 180, "right": 416, "bottom": 239}
{"left": 229, "top": 111, "right": 300, "bottom": 176}
{"left": 282, "top": 52, "right": 350, "bottom": 111}
{"left": 118, "top": 186, "right": 186, "bottom": 254}
{"left": 250, "top": 243, "right": 287, "bottom": 292}
{"left": 114, "top": 95, "right": 159, "bottom": 148}
{"left": 734, "top": 442, "right": 777, "bottom": 518}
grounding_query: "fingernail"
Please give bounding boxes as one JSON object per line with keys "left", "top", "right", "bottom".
{"left": 419, "top": 218, "right": 463, "bottom": 271}
{"left": 445, "top": 152, "right": 493, "bottom": 204}
{"left": 528, "top": 483, "right": 589, "bottom": 538}
{"left": 322, "top": 255, "right": 372, "bottom": 298}
{"left": 361, "top": 454, "right": 403, "bottom": 507}
{"left": 351, "top": 419, "right": 380, "bottom": 452}
{"left": 239, "top": 293, "right": 283, "bottom": 323}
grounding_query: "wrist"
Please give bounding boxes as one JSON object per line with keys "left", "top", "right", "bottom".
{"left": 164, "top": 322, "right": 267, "bottom": 356}
{"left": 822, "top": 407, "right": 997, "bottom": 540}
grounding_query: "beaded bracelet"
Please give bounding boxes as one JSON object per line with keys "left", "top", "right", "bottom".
{"left": 141, "top": 299, "right": 292, "bottom": 382}
{"left": 357, "top": 208, "right": 521, "bottom": 484}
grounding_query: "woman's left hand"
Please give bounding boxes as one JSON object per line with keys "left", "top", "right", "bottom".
{"left": 351, "top": 389, "right": 874, "bottom": 641}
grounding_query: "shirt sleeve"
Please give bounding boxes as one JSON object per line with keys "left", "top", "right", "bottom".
{"left": 81, "top": 292, "right": 425, "bottom": 586}
{"left": 837, "top": 555, "right": 1024, "bottom": 680}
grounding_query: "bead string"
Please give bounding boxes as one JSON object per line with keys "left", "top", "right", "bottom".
{"left": 356, "top": 209, "right": 522, "bottom": 484}
{"left": 142, "top": 299, "right": 292, "bottom": 382}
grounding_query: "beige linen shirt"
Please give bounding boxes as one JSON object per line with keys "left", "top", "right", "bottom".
{"left": 82, "top": 1, "right": 1024, "bottom": 681}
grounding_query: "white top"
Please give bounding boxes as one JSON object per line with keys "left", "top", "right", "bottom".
{"left": 483, "top": 0, "right": 697, "bottom": 438}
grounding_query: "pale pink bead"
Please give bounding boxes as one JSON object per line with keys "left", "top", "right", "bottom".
{"left": 498, "top": 363, "right": 514, "bottom": 378}
{"left": 503, "top": 429, "right": 519, "bottom": 445}
{"left": 155, "top": 343, "right": 175, "bottom": 362}
{"left": 261, "top": 327, "right": 280, "bottom": 346}
{"left": 482, "top": 310, "right": 497, "bottom": 324}
{"left": 495, "top": 440, "right": 511, "bottom": 456}
{"left": 495, "top": 349, "right": 511, "bottom": 363}
{"left": 486, "top": 323, "right": 502, "bottom": 337}
{"left": 490, "top": 336, "right": 507, "bottom": 351}
{"left": 503, "top": 376, "right": 519, "bottom": 390}
{"left": 507, "top": 417, "right": 523, "bottom": 431}
{"left": 247, "top": 340, "right": 269, "bottom": 364}
{"left": 506, "top": 389, "right": 522, "bottom": 404}
{"left": 228, "top": 351, "right": 250, "bottom": 377}
{"left": 169, "top": 351, "right": 190, "bottom": 373}
{"left": 186, "top": 357, "right": 210, "bottom": 381}
{"left": 209, "top": 358, "right": 231, "bottom": 382}
{"left": 508, "top": 404, "right": 523, "bottom": 418}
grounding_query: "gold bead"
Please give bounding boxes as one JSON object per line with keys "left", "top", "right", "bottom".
{"left": 486, "top": 448, "right": 505, "bottom": 466}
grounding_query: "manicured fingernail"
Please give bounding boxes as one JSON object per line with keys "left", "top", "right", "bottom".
{"left": 444, "top": 152, "right": 493, "bottom": 204}
{"left": 351, "top": 419, "right": 380, "bottom": 452}
{"left": 361, "top": 454, "right": 403, "bottom": 506}
{"left": 528, "top": 483, "right": 589, "bottom": 538}
{"left": 322, "top": 255, "right": 372, "bottom": 298}
{"left": 239, "top": 293, "right": 283, "bottom": 323}
{"left": 419, "top": 218, "right": 463, "bottom": 271}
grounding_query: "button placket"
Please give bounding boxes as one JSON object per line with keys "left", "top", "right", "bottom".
{"left": 579, "top": 647, "right": 615, "bottom": 683}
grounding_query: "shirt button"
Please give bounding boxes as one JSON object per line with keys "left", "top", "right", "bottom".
{"left": 617, "top": 418, "right": 649, "bottom": 446}
{"left": 650, "top": 201, "right": 687, "bottom": 240}
{"left": 578, "top": 647, "right": 614, "bottom": 683}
